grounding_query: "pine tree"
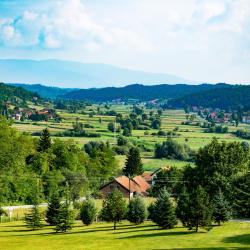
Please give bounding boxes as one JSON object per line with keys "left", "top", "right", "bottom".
{"left": 123, "top": 147, "right": 143, "bottom": 177}
{"left": 25, "top": 204, "right": 43, "bottom": 230}
{"left": 54, "top": 202, "right": 74, "bottom": 233}
{"left": 149, "top": 189, "right": 177, "bottom": 229}
{"left": 189, "top": 186, "right": 213, "bottom": 232}
{"left": 101, "top": 189, "right": 127, "bottom": 230}
{"left": 38, "top": 128, "right": 51, "bottom": 151}
{"left": 212, "top": 189, "right": 231, "bottom": 225}
{"left": 176, "top": 186, "right": 191, "bottom": 227}
{"left": 80, "top": 198, "right": 97, "bottom": 226}
{"left": 127, "top": 195, "right": 146, "bottom": 224}
{"left": 46, "top": 193, "right": 61, "bottom": 226}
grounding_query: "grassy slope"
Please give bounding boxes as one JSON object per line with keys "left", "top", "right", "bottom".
{"left": 0, "top": 221, "right": 249, "bottom": 250}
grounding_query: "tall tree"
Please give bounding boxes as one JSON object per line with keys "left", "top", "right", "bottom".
{"left": 187, "top": 186, "right": 213, "bottom": 232}
{"left": 54, "top": 202, "right": 74, "bottom": 233}
{"left": 46, "top": 193, "right": 61, "bottom": 226}
{"left": 212, "top": 189, "right": 231, "bottom": 226}
{"left": 149, "top": 189, "right": 177, "bottom": 229}
{"left": 123, "top": 147, "right": 143, "bottom": 177}
{"left": 101, "top": 189, "right": 127, "bottom": 230}
{"left": 25, "top": 204, "right": 43, "bottom": 230}
{"left": 127, "top": 195, "right": 146, "bottom": 224}
{"left": 80, "top": 198, "right": 97, "bottom": 226}
{"left": 38, "top": 128, "right": 51, "bottom": 151}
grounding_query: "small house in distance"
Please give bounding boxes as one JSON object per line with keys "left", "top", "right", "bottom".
{"left": 99, "top": 175, "right": 150, "bottom": 198}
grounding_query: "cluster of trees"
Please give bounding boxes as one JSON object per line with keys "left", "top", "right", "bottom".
{"left": 115, "top": 106, "right": 162, "bottom": 137}
{"left": 0, "top": 116, "right": 119, "bottom": 204}
{"left": 205, "top": 125, "right": 228, "bottom": 134}
{"left": 155, "top": 138, "right": 194, "bottom": 161}
{"left": 234, "top": 129, "right": 250, "bottom": 140}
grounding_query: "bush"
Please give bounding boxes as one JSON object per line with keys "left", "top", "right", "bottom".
{"left": 127, "top": 195, "right": 146, "bottom": 224}
{"left": 80, "top": 198, "right": 97, "bottom": 226}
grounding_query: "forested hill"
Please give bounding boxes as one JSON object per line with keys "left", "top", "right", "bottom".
{"left": 168, "top": 84, "right": 250, "bottom": 110}
{"left": 61, "top": 83, "right": 229, "bottom": 102}
{"left": 0, "top": 82, "right": 40, "bottom": 103}
{"left": 9, "top": 83, "right": 76, "bottom": 99}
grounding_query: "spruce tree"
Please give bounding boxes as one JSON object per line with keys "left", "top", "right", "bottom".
{"left": 101, "top": 189, "right": 127, "bottom": 230}
{"left": 123, "top": 147, "right": 143, "bottom": 177}
{"left": 80, "top": 198, "right": 97, "bottom": 226}
{"left": 25, "top": 204, "right": 43, "bottom": 230}
{"left": 188, "top": 186, "right": 213, "bottom": 232}
{"left": 38, "top": 128, "right": 51, "bottom": 151}
{"left": 176, "top": 186, "right": 191, "bottom": 227}
{"left": 46, "top": 193, "right": 61, "bottom": 226}
{"left": 212, "top": 189, "right": 231, "bottom": 226}
{"left": 149, "top": 189, "right": 177, "bottom": 229}
{"left": 127, "top": 195, "right": 146, "bottom": 224}
{"left": 54, "top": 202, "right": 74, "bottom": 233}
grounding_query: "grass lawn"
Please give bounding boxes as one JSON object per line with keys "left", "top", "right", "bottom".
{"left": 0, "top": 221, "right": 249, "bottom": 250}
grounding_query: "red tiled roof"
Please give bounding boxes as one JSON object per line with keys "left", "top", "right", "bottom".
{"left": 133, "top": 175, "right": 150, "bottom": 192}
{"left": 115, "top": 176, "right": 141, "bottom": 192}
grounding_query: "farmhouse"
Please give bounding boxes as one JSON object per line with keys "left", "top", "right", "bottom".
{"left": 99, "top": 175, "right": 150, "bottom": 198}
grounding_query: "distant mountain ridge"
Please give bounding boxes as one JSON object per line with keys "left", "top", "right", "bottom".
{"left": 0, "top": 59, "right": 195, "bottom": 88}
{"left": 61, "top": 83, "right": 230, "bottom": 102}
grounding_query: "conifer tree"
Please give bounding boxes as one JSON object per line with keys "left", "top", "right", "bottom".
{"left": 46, "top": 193, "right": 61, "bottom": 226}
{"left": 149, "top": 189, "right": 177, "bottom": 229}
{"left": 123, "top": 147, "right": 143, "bottom": 177}
{"left": 188, "top": 186, "right": 213, "bottom": 232}
{"left": 127, "top": 195, "right": 146, "bottom": 224}
{"left": 38, "top": 128, "right": 51, "bottom": 151}
{"left": 212, "top": 189, "right": 231, "bottom": 225}
{"left": 54, "top": 202, "right": 74, "bottom": 233}
{"left": 80, "top": 198, "right": 97, "bottom": 226}
{"left": 25, "top": 204, "right": 43, "bottom": 230}
{"left": 101, "top": 189, "right": 127, "bottom": 230}
{"left": 176, "top": 186, "right": 191, "bottom": 227}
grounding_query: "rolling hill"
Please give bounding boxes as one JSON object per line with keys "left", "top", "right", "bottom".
{"left": 61, "top": 83, "right": 229, "bottom": 102}
{"left": 168, "top": 84, "right": 250, "bottom": 110}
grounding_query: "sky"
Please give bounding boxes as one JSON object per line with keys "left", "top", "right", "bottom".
{"left": 0, "top": 0, "right": 250, "bottom": 84}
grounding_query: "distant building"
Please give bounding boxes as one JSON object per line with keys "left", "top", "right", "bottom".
{"left": 242, "top": 116, "right": 250, "bottom": 124}
{"left": 99, "top": 175, "right": 150, "bottom": 199}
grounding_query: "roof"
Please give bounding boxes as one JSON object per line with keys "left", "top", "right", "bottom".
{"left": 115, "top": 176, "right": 141, "bottom": 193}
{"left": 141, "top": 172, "right": 153, "bottom": 182}
{"left": 100, "top": 175, "right": 151, "bottom": 193}
{"left": 133, "top": 175, "right": 150, "bottom": 192}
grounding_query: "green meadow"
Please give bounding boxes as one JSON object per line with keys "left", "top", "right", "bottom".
{"left": 0, "top": 221, "right": 249, "bottom": 250}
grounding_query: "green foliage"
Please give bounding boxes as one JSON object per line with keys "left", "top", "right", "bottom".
{"left": 233, "top": 171, "right": 250, "bottom": 218}
{"left": 155, "top": 138, "right": 194, "bottom": 161}
{"left": 107, "top": 122, "right": 115, "bottom": 132}
{"left": 178, "top": 186, "right": 213, "bottom": 232}
{"left": 54, "top": 202, "right": 74, "bottom": 233}
{"left": 123, "top": 147, "right": 143, "bottom": 177}
{"left": 80, "top": 198, "right": 97, "bottom": 226}
{"left": 101, "top": 189, "right": 127, "bottom": 230}
{"left": 38, "top": 128, "right": 51, "bottom": 151}
{"left": 212, "top": 189, "right": 232, "bottom": 225}
{"left": 46, "top": 193, "right": 61, "bottom": 226}
{"left": 0, "top": 207, "right": 7, "bottom": 216}
{"left": 149, "top": 189, "right": 177, "bottom": 229}
{"left": 25, "top": 204, "right": 43, "bottom": 230}
{"left": 127, "top": 195, "right": 146, "bottom": 224}
{"left": 151, "top": 167, "right": 182, "bottom": 197}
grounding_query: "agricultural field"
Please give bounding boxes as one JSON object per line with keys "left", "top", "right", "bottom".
{"left": 12, "top": 104, "right": 250, "bottom": 171}
{"left": 0, "top": 220, "right": 249, "bottom": 250}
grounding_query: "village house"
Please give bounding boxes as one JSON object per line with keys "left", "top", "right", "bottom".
{"left": 242, "top": 115, "right": 250, "bottom": 124}
{"left": 99, "top": 175, "right": 150, "bottom": 198}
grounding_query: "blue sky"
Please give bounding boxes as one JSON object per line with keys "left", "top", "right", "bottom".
{"left": 0, "top": 0, "right": 250, "bottom": 83}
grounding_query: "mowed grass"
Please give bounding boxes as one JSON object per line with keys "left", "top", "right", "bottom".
{"left": 0, "top": 221, "right": 249, "bottom": 250}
